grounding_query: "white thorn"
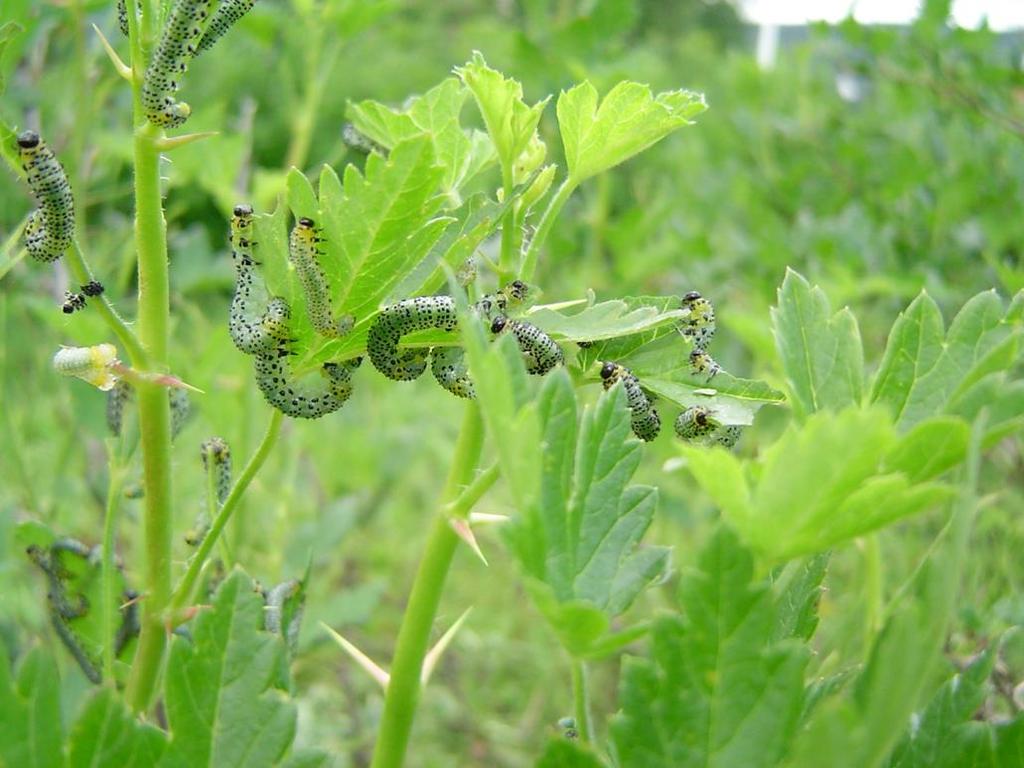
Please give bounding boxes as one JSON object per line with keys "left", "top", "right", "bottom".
{"left": 422, "top": 607, "right": 472, "bottom": 685}
{"left": 320, "top": 622, "right": 390, "bottom": 689}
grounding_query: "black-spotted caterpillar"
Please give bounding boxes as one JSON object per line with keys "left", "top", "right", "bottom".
{"left": 186, "top": 437, "right": 232, "bottom": 546}
{"left": 27, "top": 538, "right": 140, "bottom": 684}
{"left": 16, "top": 130, "right": 75, "bottom": 263}
{"left": 289, "top": 217, "right": 352, "bottom": 337}
{"left": 599, "top": 361, "right": 661, "bottom": 441}
{"left": 254, "top": 352, "right": 362, "bottom": 419}
{"left": 678, "top": 291, "right": 715, "bottom": 351}
{"left": 196, "top": 0, "right": 256, "bottom": 53}
{"left": 490, "top": 315, "right": 564, "bottom": 376}
{"left": 228, "top": 205, "right": 294, "bottom": 355}
{"left": 674, "top": 406, "right": 743, "bottom": 448}
{"left": 367, "top": 281, "right": 560, "bottom": 391}
{"left": 140, "top": 0, "right": 212, "bottom": 127}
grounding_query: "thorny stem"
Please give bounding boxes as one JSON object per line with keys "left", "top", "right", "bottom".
{"left": 66, "top": 240, "right": 146, "bottom": 364}
{"left": 100, "top": 444, "right": 127, "bottom": 684}
{"left": 170, "top": 409, "right": 284, "bottom": 612}
{"left": 123, "top": 0, "right": 174, "bottom": 710}
{"left": 371, "top": 405, "right": 485, "bottom": 768}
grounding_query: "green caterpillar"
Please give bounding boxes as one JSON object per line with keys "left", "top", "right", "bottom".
{"left": 678, "top": 291, "right": 715, "bottom": 351}
{"left": 254, "top": 350, "right": 361, "bottom": 419}
{"left": 17, "top": 131, "right": 75, "bottom": 263}
{"left": 186, "top": 437, "right": 232, "bottom": 546}
{"left": 674, "top": 406, "right": 743, "bottom": 448}
{"left": 195, "top": 0, "right": 256, "bottom": 53}
{"left": 599, "top": 361, "right": 661, "bottom": 441}
{"left": 430, "top": 346, "right": 475, "bottom": 399}
{"left": 261, "top": 578, "right": 304, "bottom": 655}
{"left": 140, "top": 0, "right": 213, "bottom": 128}
{"left": 289, "top": 217, "right": 352, "bottom": 337}
{"left": 490, "top": 315, "right": 564, "bottom": 376}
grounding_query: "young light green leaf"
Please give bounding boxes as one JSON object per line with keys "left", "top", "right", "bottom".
{"left": 772, "top": 269, "right": 864, "bottom": 419}
{"left": 557, "top": 80, "right": 706, "bottom": 184}
{"left": 455, "top": 51, "right": 549, "bottom": 178}
{"left": 772, "top": 552, "right": 830, "bottom": 642}
{"left": 0, "top": 645, "right": 63, "bottom": 768}
{"left": 348, "top": 78, "right": 498, "bottom": 201}
{"left": 882, "top": 416, "right": 969, "bottom": 482}
{"left": 886, "top": 651, "right": 996, "bottom": 768}
{"left": 682, "top": 408, "right": 956, "bottom": 562}
{"left": 160, "top": 571, "right": 297, "bottom": 768}
{"left": 536, "top": 739, "right": 607, "bottom": 767}
{"left": 67, "top": 687, "right": 168, "bottom": 768}
{"left": 871, "top": 289, "right": 1023, "bottom": 432}
{"left": 461, "top": 300, "right": 541, "bottom": 512}
{"left": 610, "top": 527, "right": 808, "bottom": 768}
{"left": 790, "top": 415, "right": 982, "bottom": 768}
{"left": 502, "top": 373, "right": 669, "bottom": 655}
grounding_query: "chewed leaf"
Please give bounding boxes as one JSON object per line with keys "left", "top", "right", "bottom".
{"left": 644, "top": 374, "right": 784, "bottom": 426}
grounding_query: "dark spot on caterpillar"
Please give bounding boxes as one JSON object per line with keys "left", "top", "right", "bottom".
{"left": 600, "top": 361, "right": 661, "bottom": 441}
{"left": 431, "top": 346, "right": 475, "bottom": 399}
{"left": 17, "top": 130, "right": 75, "bottom": 263}
{"left": 254, "top": 344, "right": 361, "bottom": 419}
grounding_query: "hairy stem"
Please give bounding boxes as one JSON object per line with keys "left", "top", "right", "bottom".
{"left": 100, "top": 445, "right": 127, "bottom": 684}
{"left": 67, "top": 241, "right": 146, "bottom": 364}
{"left": 571, "top": 658, "right": 594, "bottom": 744}
{"left": 371, "top": 405, "right": 484, "bottom": 768}
{"left": 520, "top": 176, "right": 577, "bottom": 283}
{"left": 171, "top": 409, "right": 283, "bottom": 611}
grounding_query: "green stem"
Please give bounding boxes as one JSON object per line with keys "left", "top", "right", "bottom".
{"left": 443, "top": 462, "right": 499, "bottom": 520}
{"left": 123, "top": 108, "right": 174, "bottom": 712}
{"left": 171, "top": 409, "right": 283, "bottom": 611}
{"left": 67, "top": 240, "right": 146, "bottom": 364}
{"left": 571, "top": 658, "right": 593, "bottom": 744}
{"left": 861, "top": 534, "right": 883, "bottom": 658}
{"left": 371, "top": 405, "right": 485, "bottom": 768}
{"left": 101, "top": 444, "right": 127, "bottom": 684}
{"left": 498, "top": 165, "right": 516, "bottom": 281}
{"left": 520, "top": 176, "right": 577, "bottom": 283}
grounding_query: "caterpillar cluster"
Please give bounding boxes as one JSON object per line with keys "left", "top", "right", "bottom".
{"left": 16, "top": 130, "right": 75, "bottom": 263}
{"left": 227, "top": 205, "right": 362, "bottom": 419}
{"left": 673, "top": 405, "right": 743, "bottom": 448}
{"left": 367, "top": 280, "right": 562, "bottom": 397}
{"left": 186, "top": 437, "right": 232, "bottom": 546}
{"left": 26, "top": 538, "right": 139, "bottom": 684}
{"left": 599, "top": 361, "right": 661, "bottom": 441}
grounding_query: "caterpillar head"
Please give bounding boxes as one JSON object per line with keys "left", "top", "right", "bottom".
{"left": 599, "top": 361, "right": 617, "bottom": 380}
{"left": 17, "top": 130, "right": 41, "bottom": 149}
{"left": 233, "top": 203, "right": 254, "bottom": 218}
{"left": 490, "top": 315, "right": 508, "bottom": 334}
{"left": 682, "top": 290, "right": 702, "bottom": 303}
{"left": 298, "top": 216, "right": 316, "bottom": 229}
